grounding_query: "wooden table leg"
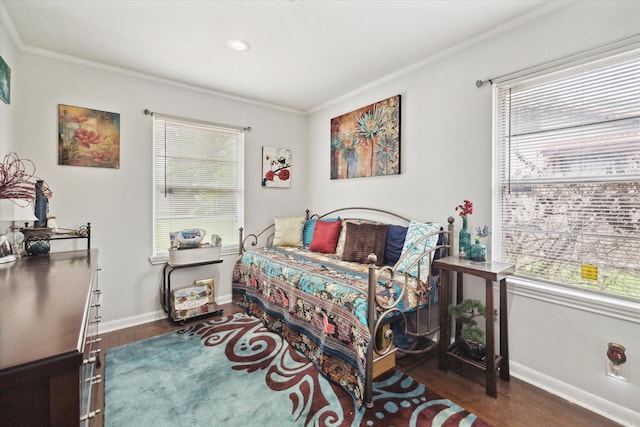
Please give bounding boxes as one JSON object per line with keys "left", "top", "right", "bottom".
{"left": 499, "top": 278, "right": 510, "bottom": 381}
{"left": 455, "top": 271, "right": 463, "bottom": 338}
{"left": 485, "top": 278, "right": 497, "bottom": 397}
{"left": 439, "top": 269, "right": 450, "bottom": 371}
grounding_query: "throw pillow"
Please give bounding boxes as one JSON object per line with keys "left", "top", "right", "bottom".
{"left": 384, "top": 224, "right": 408, "bottom": 266}
{"left": 396, "top": 220, "right": 442, "bottom": 281}
{"left": 303, "top": 217, "right": 340, "bottom": 248}
{"left": 273, "top": 216, "right": 306, "bottom": 247}
{"left": 342, "top": 222, "right": 388, "bottom": 266}
{"left": 335, "top": 219, "right": 380, "bottom": 258}
{"left": 309, "top": 219, "right": 343, "bottom": 253}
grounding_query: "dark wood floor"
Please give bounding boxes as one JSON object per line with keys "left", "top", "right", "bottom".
{"left": 91, "top": 302, "right": 621, "bottom": 427}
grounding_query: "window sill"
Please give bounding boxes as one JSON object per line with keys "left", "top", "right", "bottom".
{"left": 148, "top": 245, "right": 238, "bottom": 265}
{"left": 508, "top": 277, "right": 640, "bottom": 325}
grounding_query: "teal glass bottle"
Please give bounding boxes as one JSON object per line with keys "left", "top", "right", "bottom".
{"left": 469, "top": 238, "right": 487, "bottom": 262}
{"left": 459, "top": 216, "right": 471, "bottom": 258}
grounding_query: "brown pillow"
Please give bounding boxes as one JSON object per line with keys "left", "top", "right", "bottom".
{"left": 341, "top": 222, "right": 388, "bottom": 266}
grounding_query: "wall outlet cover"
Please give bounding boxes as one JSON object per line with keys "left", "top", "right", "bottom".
{"left": 606, "top": 359, "right": 629, "bottom": 382}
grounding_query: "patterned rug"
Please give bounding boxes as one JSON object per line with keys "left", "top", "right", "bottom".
{"left": 105, "top": 313, "right": 490, "bottom": 427}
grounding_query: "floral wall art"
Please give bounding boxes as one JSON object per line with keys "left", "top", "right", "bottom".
{"left": 58, "top": 104, "right": 120, "bottom": 168}
{"left": 262, "top": 146, "right": 291, "bottom": 188}
{"left": 330, "top": 95, "right": 400, "bottom": 180}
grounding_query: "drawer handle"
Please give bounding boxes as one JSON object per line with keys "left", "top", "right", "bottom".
{"left": 91, "top": 315, "right": 102, "bottom": 324}
{"left": 80, "top": 409, "right": 101, "bottom": 421}
{"left": 83, "top": 356, "right": 96, "bottom": 365}
{"left": 87, "top": 337, "right": 103, "bottom": 345}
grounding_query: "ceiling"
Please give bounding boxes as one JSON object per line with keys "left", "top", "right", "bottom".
{"left": 2, "top": 0, "right": 554, "bottom": 113}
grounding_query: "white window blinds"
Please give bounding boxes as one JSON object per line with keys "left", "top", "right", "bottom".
{"left": 494, "top": 47, "right": 640, "bottom": 301}
{"left": 153, "top": 115, "right": 244, "bottom": 254}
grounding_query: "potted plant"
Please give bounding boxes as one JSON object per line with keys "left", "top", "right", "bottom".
{"left": 447, "top": 299, "right": 496, "bottom": 361}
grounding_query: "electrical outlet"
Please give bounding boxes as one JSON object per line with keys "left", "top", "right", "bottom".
{"left": 606, "top": 359, "right": 629, "bottom": 382}
{"left": 606, "top": 342, "right": 629, "bottom": 382}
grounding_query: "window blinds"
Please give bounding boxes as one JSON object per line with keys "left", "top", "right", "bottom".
{"left": 494, "top": 47, "right": 640, "bottom": 300}
{"left": 153, "top": 116, "right": 244, "bottom": 254}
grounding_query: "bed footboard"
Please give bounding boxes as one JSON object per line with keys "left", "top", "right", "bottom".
{"left": 364, "top": 216, "right": 454, "bottom": 407}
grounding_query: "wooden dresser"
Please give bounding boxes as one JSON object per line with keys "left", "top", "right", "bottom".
{"left": 0, "top": 249, "right": 101, "bottom": 427}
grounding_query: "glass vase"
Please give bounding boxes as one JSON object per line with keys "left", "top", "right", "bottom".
{"left": 458, "top": 217, "right": 471, "bottom": 258}
{"left": 469, "top": 239, "right": 487, "bottom": 262}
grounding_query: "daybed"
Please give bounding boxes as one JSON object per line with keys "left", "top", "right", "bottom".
{"left": 232, "top": 207, "right": 454, "bottom": 407}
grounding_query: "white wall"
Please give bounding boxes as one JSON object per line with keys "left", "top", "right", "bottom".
{"left": 3, "top": 48, "right": 308, "bottom": 329}
{"left": 307, "top": 1, "right": 640, "bottom": 425}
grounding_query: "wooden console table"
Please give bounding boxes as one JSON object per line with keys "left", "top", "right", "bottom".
{"left": 434, "top": 255, "right": 515, "bottom": 397}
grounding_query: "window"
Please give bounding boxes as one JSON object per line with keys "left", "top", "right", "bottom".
{"left": 494, "top": 46, "right": 640, "bottom": 301}
{"left": 152, "top": 114, "right": 244, "bottom": 257}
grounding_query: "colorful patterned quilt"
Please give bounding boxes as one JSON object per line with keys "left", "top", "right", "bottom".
{"left": 232, "top": 246, "right": 433, "bottom": 407}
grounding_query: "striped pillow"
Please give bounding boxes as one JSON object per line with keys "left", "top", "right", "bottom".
{"left": 341, "top": 222, "right": 388, "bottom": 266}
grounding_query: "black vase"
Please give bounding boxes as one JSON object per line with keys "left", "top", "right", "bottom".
{"left": 456, "top": 336, "right": 486, "bottom": 361}
{"left": 34, "top": 180, "right": 48, "bottom": 228}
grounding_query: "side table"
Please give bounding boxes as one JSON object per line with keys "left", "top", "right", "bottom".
{"left": 162, "top": 259, "right": 224, "bottom": 323}
{"left": 434, "top": 255, "right": 515, "bottom": 397}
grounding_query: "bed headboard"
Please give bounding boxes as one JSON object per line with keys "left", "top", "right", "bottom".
{"left": 239, "top": 207, "right": 455, "bottom": 259}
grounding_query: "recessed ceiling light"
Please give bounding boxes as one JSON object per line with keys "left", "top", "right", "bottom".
{"left": 227, "top": 39, "right": 251, "bottom": 52}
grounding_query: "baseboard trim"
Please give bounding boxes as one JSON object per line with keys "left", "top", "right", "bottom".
{"left": 511, "top": 361, "right": 640, "bottom": 426}
{"left": 100, "top": 294, "right": 234, "bottom": 334}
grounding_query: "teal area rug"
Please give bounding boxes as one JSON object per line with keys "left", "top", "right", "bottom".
{"left": 105, "top": 313, "right": 490, "bottom": 426}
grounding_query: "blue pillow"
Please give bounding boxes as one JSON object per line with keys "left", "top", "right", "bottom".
{"left": 303, "top": 217, "right": 339, "bottom": 247}
{"left": 384, "top": 224, "right": 408, "bottom": 266}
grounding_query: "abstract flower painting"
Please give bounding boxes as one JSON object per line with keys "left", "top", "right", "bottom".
{"left": 58, "top": 104, "right": 120, "bottom": 168}
{"left": 262, "top": 146, "right": 291, "bottom": 188}
{"left": 331, "top": 95, "right": 400, "bottom": 180}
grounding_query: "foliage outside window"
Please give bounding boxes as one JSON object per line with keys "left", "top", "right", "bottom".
{"left": 153, "top": 115, "right": 244, "bottom": 256}
{"left": 494, "top": 46, "right": 640, "bottom": 301}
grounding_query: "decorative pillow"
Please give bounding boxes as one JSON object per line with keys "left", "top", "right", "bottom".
{"left": 384, "top": 224, "right": 408, "bottom": 266}
{"left": 396, "top": 221, "right": 442, "bottom": 281}
{"left": 303, "top": 217, "right": 340, "bottom": 248}
{"left": 335, "top": 219, "right": 380, "bottom": 258}
{"left": 309, "top": 219, "right": 343, "bottom": 253}
{"left": 273, "top": 216, "right": 306, "bottom": 247}
{"left": 342, "top": 222, "right": 388, "bottom": 266}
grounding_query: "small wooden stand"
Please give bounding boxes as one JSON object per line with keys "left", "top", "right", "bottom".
{"left": 434, "top": 255, "right": 514, "bottom": 397}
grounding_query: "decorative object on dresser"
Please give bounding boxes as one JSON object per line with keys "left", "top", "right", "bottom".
{"left": 0, "top": 249, "right": 102, "bottom": 426}
{"left": 0, "top": 198, "right": 39, "bottom": 258}
{"left": 233, "top": 207, "right": 454, "bottom": 407}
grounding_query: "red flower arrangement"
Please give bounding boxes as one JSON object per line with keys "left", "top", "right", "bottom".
{"left": 455, "top": 200, "right": 473, "bottom": 217}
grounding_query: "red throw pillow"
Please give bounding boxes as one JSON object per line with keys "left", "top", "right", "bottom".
{"left": 309, "top": 219, "right": 343, "bottom": 253}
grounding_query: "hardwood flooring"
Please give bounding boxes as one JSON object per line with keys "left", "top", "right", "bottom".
{"left": 91, "top": 302, "right": 621, "bottom": 427}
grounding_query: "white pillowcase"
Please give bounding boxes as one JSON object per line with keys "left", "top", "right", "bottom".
{"left": 396, "top": 220, "right": 441, "bottom": 281}
{"left": 273, "top": 216, "right": 306, "bottom": 247}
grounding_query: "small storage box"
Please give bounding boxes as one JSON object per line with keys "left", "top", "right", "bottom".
{"left": 170, "top": 279, "right": 217, "bottom": 322}
{"left": 168, "top": 245, "right": 221, "bottom": 266}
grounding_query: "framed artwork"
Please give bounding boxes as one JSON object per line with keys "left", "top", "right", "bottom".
{"left": 330, "top": 94, "right": 401, "bottom": 180}
{"left": 262, "top": 146, "right": 291, "bottom": 188}
{"left": 58, "top": 104, "right": 120, "bottom": 168}
{"left": 0, "top": 56, "right": 10, "bottom": 105}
